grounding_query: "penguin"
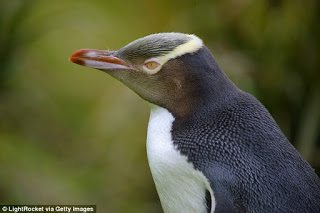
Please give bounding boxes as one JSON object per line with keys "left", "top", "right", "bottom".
{"left": 69, "top": 33, "right": 320, "bottom": 213}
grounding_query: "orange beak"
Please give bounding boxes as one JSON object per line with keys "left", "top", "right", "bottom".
{"left": 69, "top": 49, "right": 132, "bottom": 70}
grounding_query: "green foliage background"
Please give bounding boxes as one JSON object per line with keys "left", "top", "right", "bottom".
{"left": 0, "top": 0, "right": 319, "bottom": 212}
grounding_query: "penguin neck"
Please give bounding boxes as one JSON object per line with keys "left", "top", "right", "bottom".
{"left": 162, "top": 46, "right": 239, "bottom": 121}
{"left": 173, "top": 68, "right": 238, "bottom": 123}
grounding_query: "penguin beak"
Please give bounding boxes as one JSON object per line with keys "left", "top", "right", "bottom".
{"left": 69, "top": 49, "right": 132, "bottom": 70}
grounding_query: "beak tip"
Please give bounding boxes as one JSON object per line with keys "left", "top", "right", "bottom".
{"left": 69, "top": 57, "right": 85, "bottom": 66}
{"left": 69, "top": 49, "right": 88, "bottom": 65}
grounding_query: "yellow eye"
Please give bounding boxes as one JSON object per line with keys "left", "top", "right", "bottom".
{"left": 144, "top": 61, "right": 160, "bottom": 70}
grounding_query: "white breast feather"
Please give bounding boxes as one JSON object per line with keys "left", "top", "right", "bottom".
{"left": 146, "top": 106, "right": 215, "bottom": 213}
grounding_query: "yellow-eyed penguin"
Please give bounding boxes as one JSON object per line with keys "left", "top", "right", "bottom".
{"left": 69, "top": 33, "right": 320, "bottom": 213}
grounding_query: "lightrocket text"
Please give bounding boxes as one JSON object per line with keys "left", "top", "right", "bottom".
{"left": 0, "top": 205, "right": 96, "bottom": 213}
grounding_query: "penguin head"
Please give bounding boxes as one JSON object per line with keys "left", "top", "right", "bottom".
{"left": 69, "top": 33, "right": 235, "bottom": 118}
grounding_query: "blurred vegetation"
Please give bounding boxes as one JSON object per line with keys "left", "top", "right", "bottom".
{"left": 0, "top": 0, "right": 319, "bottom": 212}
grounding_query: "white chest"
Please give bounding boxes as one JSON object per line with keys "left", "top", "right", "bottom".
{"left": 146, "top": 106, "right": 215, "bottom": 213}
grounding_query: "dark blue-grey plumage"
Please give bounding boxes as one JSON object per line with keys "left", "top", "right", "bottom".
{"left": 169, "top": 47, "right": 320, "bottom": 212}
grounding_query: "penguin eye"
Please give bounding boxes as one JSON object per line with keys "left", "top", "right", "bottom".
{"left": 144, "top": 61, "right": 160, "bottom": 71}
